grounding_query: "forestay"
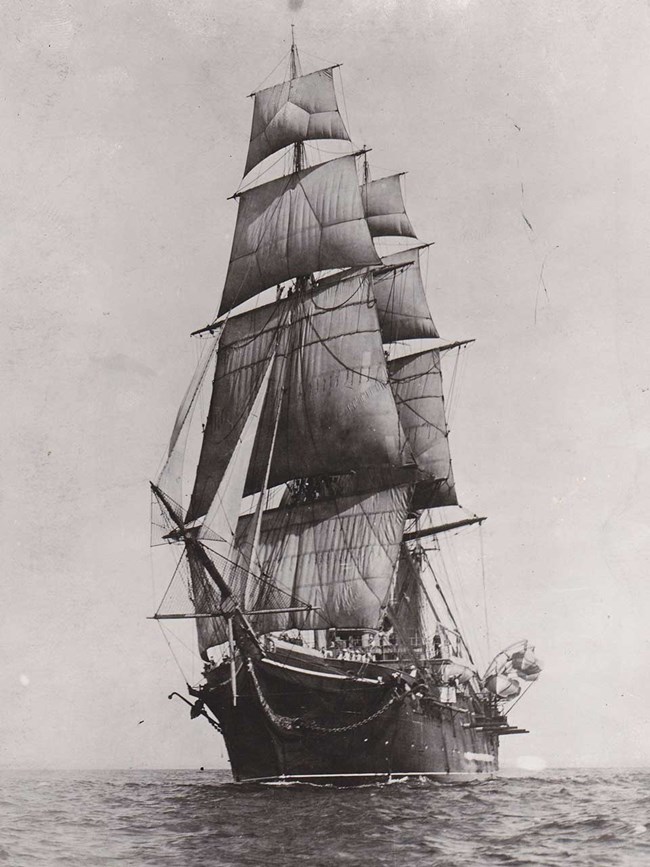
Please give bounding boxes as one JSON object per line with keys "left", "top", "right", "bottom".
{"left": 244, "top": 67, "right": 350, "bottom": 176}
{"left": 188, "top": 552, "right": 225, "bottom": 658}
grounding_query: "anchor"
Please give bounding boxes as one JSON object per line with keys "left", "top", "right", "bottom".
{"left": 168, "top": 690, "right": 222, "bottom": 733}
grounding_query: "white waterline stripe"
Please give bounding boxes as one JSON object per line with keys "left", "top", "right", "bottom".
{"left": 261, "top": 657, "right": 380, "bottom": 684}
{"left": 244, "top": 770, "right": 494, "bottom": 783}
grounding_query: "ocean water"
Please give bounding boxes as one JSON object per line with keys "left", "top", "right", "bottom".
{"left": 0, "top": 768, "right": 648, "bottom": 866}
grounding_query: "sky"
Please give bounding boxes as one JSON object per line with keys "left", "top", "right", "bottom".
{"left": 2, "top": 0, "right": 650, "bottom": 770}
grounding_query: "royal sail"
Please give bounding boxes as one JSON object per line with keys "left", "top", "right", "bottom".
{"left": 245, "top": 67, "right": 350, "bottom": 176}
{"left": 361, "top": 174, "right": 416, "bottom": 238}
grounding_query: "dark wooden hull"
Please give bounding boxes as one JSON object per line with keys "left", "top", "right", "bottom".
{"left": 200, "top": 646, "right": 499, "bottom": 784}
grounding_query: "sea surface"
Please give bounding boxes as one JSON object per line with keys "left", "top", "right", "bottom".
{"left": 0, "top": 768, "right": 648, "bottom": 866}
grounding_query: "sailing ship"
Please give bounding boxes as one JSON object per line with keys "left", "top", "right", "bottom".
{"left": 151, "top": 36, "right": 542, "bottom": 784}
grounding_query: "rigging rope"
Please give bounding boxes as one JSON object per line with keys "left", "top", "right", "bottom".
{"left": 250, "top": 48, "right": 292, "bottom": 95}
{"left": 479, "top": 523, "right": 491, "bottom": 660}
{"left": 236, "top": 148, "right": 291, "bottom": 195}
{"left": 157, "top": 621, "right": 193, "bottom": 684}
{"left": 336, "top": 65, "right": 354, "bottom": 151}
{"left": 504, "top": 680, "right": 533, "bottom": 715}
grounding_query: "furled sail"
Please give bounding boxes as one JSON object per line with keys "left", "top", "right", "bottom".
{"left": 244, "top": 67, "right": 350, "bottom": 176}
{"left": 361, "top": 174, "right": 416, "bottom": 238}
{"left": 234, "top": 485, "right": 413, "bottom": 632}
{"left": 188, "top": 275, "right": 414, "bottom": 521}
{"left": 219, "top": 155, "right": 381, "bottom": 316}
{"left": 387, "top": 349, "right": 457, "bottom": 508}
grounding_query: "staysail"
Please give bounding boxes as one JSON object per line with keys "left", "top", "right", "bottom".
{"left": 154, "top": 334, "right": 220, "bottom": 530}
{"left": 219, "top": 155, "right": 381, "bottom": 316}
{"left": 197, "top": 356, "right": 276, "bottom": 553}
{"left": 186, "top": 301, "right": 288, "bottom": 523}
{"left": 244, "top": 67, "right": 350, "bottom": 176}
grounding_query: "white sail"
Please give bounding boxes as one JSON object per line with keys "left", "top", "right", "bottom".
{"left": 197, "top": 356, "right": 276, "bottom": 558}
{"left": 372, "top": 263, "right": 438, "bottom": 342}
{"left": 245, "top": 67, "right": 350, "bottom": 176}
{"left": 319, "top": 245, "right": 436, "bottom": 342}
{"left": 235, "top": 485, "right": 413, "bottom": 631}
{"left": 189, "top": 277, "right": 413, "bottom": 521}
{"left": 186, "top": 302, "right": 288, "bottom": 523}
{"left": 388, "top": 349, "right": 457, "bottom": 507}
{"left": 361, "top": 174, "right": 416, "bottom": 238}
{"left": 244, "top": 275, "right": 414, "bottom": 494}
{"left": 219, "top": 155, "right": 381, "bottom": 316}
{"left": 156, "top": 334, "right": 219, "bottom": 516}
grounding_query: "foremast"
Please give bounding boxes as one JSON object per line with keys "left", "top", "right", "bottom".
{"left": 150, "top": 482, "right": 261, "bottom": 660}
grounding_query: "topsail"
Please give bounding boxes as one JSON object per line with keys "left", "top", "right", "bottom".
{"left": 361, "top": 174, "right": 416, "bottom": 238}
{"left": 219, "top": 155, "right": 381, "bottom": 316}
{"left": 188, "top": 275, "right": 414, "bottom": 523}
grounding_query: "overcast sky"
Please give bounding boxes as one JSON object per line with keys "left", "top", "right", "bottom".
{"left": 3, "top": 0, "right": 650, "bottom": 770}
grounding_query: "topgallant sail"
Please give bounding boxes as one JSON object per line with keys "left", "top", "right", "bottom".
{"left": 150, "top": 36, "right": 541, "bottom": 783}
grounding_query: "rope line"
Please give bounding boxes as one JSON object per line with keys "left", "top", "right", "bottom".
{"left": 479, "top": 524, "right": 491, "bottom": 659}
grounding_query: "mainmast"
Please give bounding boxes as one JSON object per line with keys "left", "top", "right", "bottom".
{"left": 290, "top": 27, "right": 305, "bottom": 175}
{"left": 363, "top": 149, "right": 370, "bottom": 185}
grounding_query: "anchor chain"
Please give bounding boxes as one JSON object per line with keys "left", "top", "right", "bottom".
{"left": 247, "top": 662, "right": 405, "bottom": 735}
